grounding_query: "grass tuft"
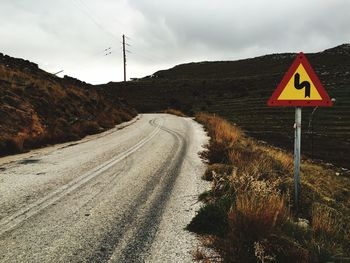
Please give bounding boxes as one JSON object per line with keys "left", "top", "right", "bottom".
{"left": 163, "top": 108, "right": 187, "bottom": 117}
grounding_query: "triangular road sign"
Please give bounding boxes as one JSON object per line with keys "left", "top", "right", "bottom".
{"left": 267, "top": 52, "right": 333, "bottom": 107}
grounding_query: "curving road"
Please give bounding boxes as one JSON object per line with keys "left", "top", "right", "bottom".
{"left": 0, "top": 114, "right": 209, "bottom": 263}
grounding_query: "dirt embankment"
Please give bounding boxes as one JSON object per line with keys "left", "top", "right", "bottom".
{"left": 0, "top": 53, "right": 137, "bottom": 156}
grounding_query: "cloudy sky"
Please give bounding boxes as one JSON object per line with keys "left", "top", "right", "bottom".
{"left": 1, "top": 0, "right": 349, "bottom": 84}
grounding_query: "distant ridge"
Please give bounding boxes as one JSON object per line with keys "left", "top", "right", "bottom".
{"left": 323, "top": 43, "right": 350, "bottom": 54}
{"left": 101, "top": 43, "right": 350, "bottom": 168}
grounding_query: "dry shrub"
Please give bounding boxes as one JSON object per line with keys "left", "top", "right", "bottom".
{"left": 197, "top": 112, "right": 290, "bottom": 182}
{"left": 73, "top": 120, "right": 101, "bottom": 137}
{"left": 254, "top": 240, "right": 276, "bottom": 263}
{"left": 26, "top": 132, "right": 52, "bottom": 148}
{"left": 0, "top": 136, "right": 25, "bottom": 154}
{"left": 208, "top": 180, "right": 289, "bottom": 262}
{"left": 210, "top": 171, "right": 235, "bottom": 199}
{"left": 200, "top": 113, "right": 241, "bottom": 147}
{"left": 196, "top": 113, "right": 242, "bottom": 164}
{"left": 201, "top": 142, "right": 228, "bottom": 164}
{"left": 11, "top": 135, "right": 25, "bottom": 152}
{"left": 203, "top": 164, "right": 234, "bottom": 181}
{"left": 228, "top": 187, "right": 288, "bottom": 241}
{"left": 312, "top": 203, "right": 344, "bottom": 240}
{"left": 192, "top": 248, "right": 207, "bottom": 261}
{"left": 119, "top": 110, "right": 134, "bottom": 122}
{"left": 203, "top": 171, "right": 289, "bottom": 261}
{"left": 267, "top": 148, "right": 293, "bottom": 172}
{"left": 227, "top": 148, "right": 262, "bottom": 174}
{"left": 254, "top": 236, "right": 309, "bottom": 263}
{"left": 187, "top": 197, "right": 231, "bottom": 238}
{"left": 212, "top": 121, "right": 240, "bottom": 147}
{"left": 50, "top": 118, "right": 75, "bottom": 142}
{"left": 309, "top": 203, "right": 350, "bottom": 262}
{"left": 228, "top": 146, "right": 292, "bottom": 181}
{"left": 97, "top": 111, "right": 120, "bottom": 128}
{"left": 228, "top": 148, "right": 256, "bottom": 166}
{"left": 295, "top": 181, "right": 323, "bottom": 219}
{"left": 163, "top": 108, "right": 187, "bottom": 117}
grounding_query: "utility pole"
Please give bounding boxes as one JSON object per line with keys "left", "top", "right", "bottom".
{"left": 122, "top": 34, "right": 126, "bottom": 82}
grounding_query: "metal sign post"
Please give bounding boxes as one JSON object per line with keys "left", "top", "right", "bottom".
{"left": 267, "top": 52, "right": 333, "bottom": 215}
{"left": 294, "top": 107, "right": 302, "bottom": 213}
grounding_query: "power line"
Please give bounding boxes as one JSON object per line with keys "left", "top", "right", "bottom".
{"left": 60, "top": 1, "right": 163, "bottom": 80}
{"left": 71, "top": 0, "right": 120, "bottom": 42}
{"left": 65, "top": 0, "right": 160, "bottom": 80}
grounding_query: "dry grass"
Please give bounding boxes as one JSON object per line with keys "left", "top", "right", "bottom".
{"left": 72, "top": 120, "right": 101, "bottom": 137}
{"left": 202, "top": 164, "right": 234, "bottom": 181}
{"left": 312, "top": 203, "right": 344, "bottom": 240}
{"left": 193, "top": 237, "right": 223, "bottom": 263}
{"left": 197, "top": 117, "right": 241, "bottom": 163}
{"left": 163, "top": 108, "right": 187, "bottom": 117}
{"left": 190, "top": 112, "right": 350, "bottom": 262}
{"left": 229, "top": 189, "right": 288, "bottom": 239}
{"left": 196, "top": 113, "right": 241, "bottom": 148}
{"left": 192, "top": 248, "right": 207, "bottom": 261}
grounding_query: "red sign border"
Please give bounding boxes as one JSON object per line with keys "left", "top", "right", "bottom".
{"left": 267, "top": 52, "right": 333, "bottom": 107}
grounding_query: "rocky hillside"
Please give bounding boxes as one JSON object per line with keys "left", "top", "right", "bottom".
{"left": 101, "top": 44, "right": 350, "bottom": 169}
{"left": 0, "top": 53, "right": 136, "bottom": 156}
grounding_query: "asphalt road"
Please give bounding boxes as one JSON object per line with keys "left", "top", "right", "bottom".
{"left": 0, "top": 114, "right": 209, "bottom": 263}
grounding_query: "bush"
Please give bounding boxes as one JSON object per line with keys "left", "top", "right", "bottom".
{"left": 203, "top": 163, "right": 234, "bottom": 181}
{"left": 309, "top": 203, "right": 349, "bottom": 262}
{"left": 0, "top": 136, "right": 25, "bottom": 155}
{"left": 187, "top": 197, "right": 232, "bottom": 238}
{"left": 73, "top": 121, "right": 101, "bottom": 137}
{"left": 228, "top": 190, "right": 288, "bottom": 241}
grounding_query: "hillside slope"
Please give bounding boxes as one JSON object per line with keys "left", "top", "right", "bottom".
{"left": 101, "top": 44, "right": 350, "bottom": 168}
{"left": 0, "top": 53, "right": 136, "bottom": 155}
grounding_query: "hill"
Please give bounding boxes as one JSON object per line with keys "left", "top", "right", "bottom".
{"left": 100, "top": 44, "right": 350, "bottom": 169}
{"left": 0, "top": 53, "right": 136, "bottom": 156}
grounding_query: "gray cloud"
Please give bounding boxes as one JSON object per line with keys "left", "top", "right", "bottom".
{"left": 0, "top": 0, "right": 349, "bottom": 84}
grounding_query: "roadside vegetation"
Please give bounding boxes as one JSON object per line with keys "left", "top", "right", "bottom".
{"left": 163, "top": 108, "right": 187, "bottom": 117}
{"left": 188, "top": 113, "right": 350, "bottom": 263}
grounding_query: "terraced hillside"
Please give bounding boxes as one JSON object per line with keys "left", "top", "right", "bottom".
{"left": 101, "top": 44, "right": 350, "bottom": 168}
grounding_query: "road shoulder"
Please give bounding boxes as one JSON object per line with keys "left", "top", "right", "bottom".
{"left": 145, "top": 117, "right": 210, "bottom": 263}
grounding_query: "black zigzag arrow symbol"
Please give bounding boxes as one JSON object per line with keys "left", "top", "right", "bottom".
{"left": 294, "top": 73, "right": 310, "bottom": 98}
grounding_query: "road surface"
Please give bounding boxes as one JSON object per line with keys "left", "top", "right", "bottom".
{"left": 0, "top": 114, "right": 209, "bottom": 263}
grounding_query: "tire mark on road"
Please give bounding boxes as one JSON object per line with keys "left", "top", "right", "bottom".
{"left": 0, "top": 118, "right": 163, "bottom": 237}
{"left": 91, "top": 119, "right": 188, "bottom": 262}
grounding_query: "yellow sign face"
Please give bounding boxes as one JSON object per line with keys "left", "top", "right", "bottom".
{"left": 277, "top": 64, "right": 322, "bottom": 100}
{"left": 268, "top": 52, "right": 332, "bottom": 107}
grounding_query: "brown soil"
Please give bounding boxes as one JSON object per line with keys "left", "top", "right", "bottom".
{"left": 0, "top": 53, "right": 137, "bottom": 155}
